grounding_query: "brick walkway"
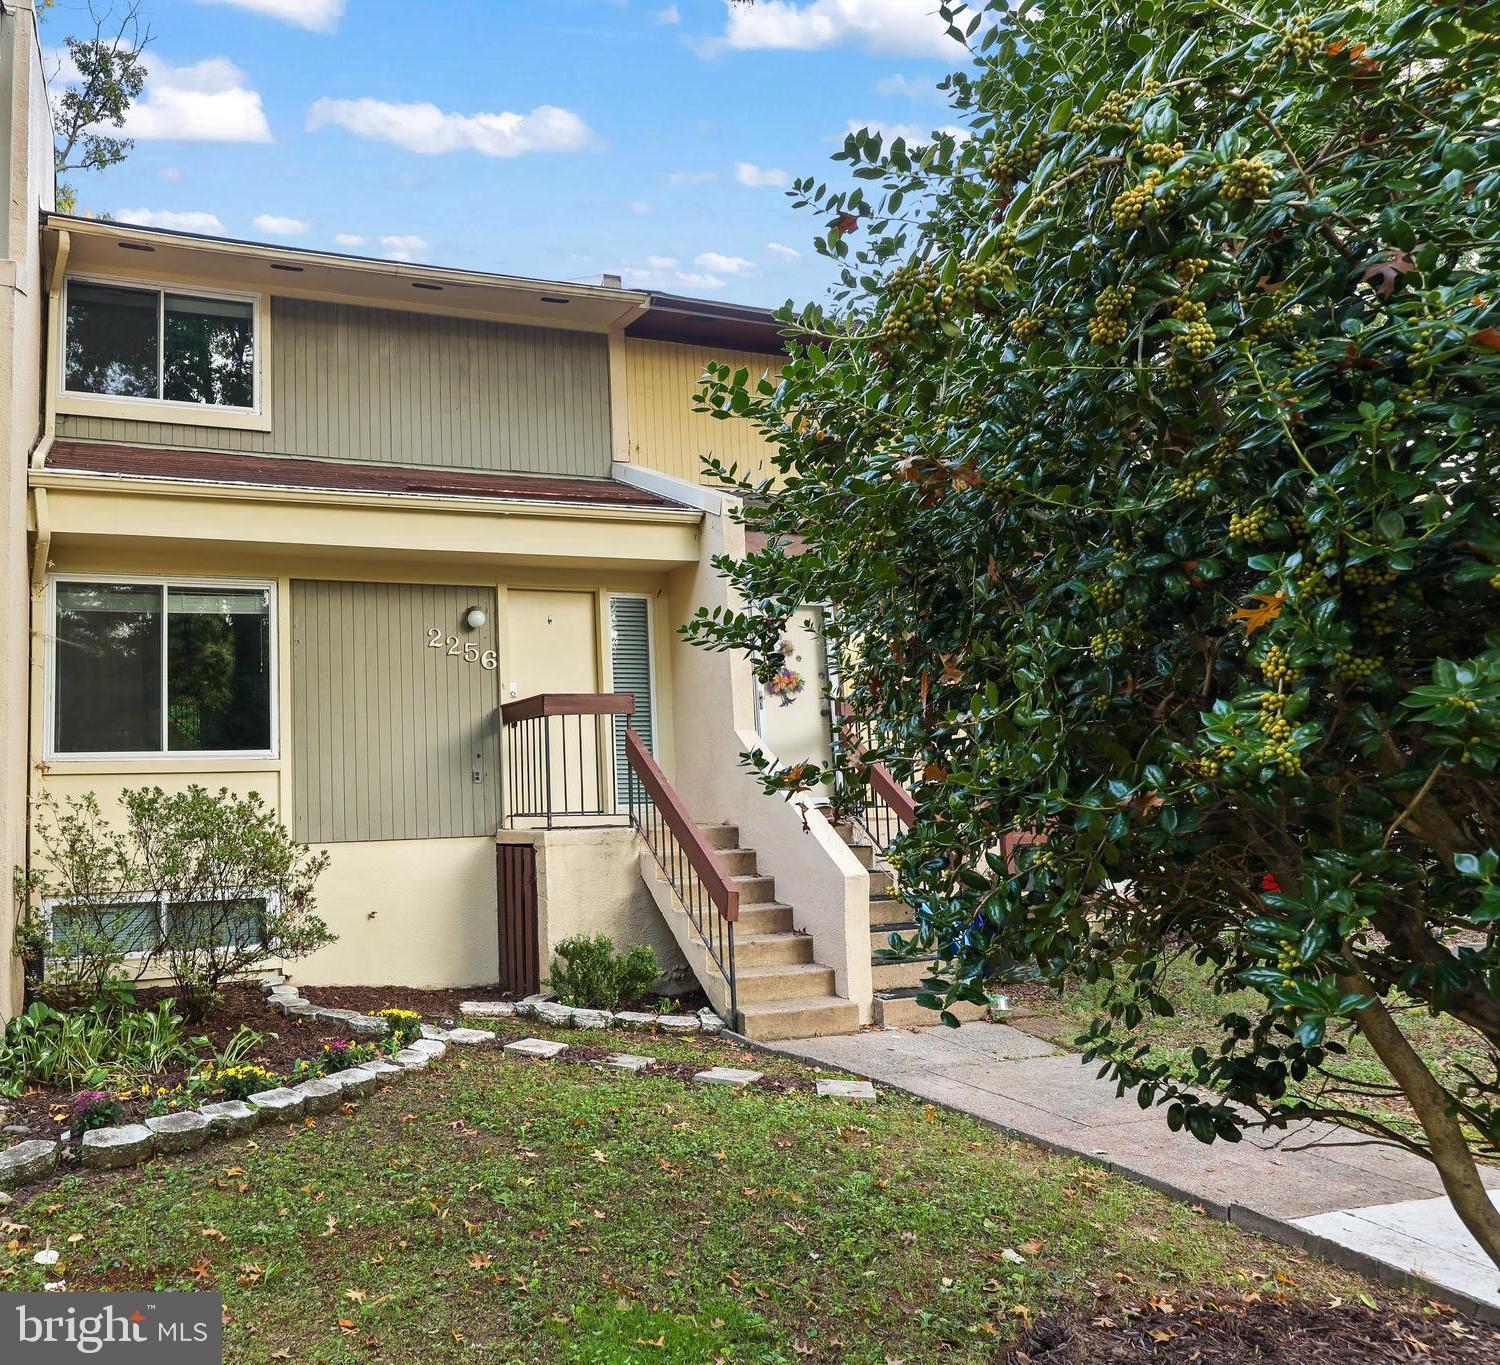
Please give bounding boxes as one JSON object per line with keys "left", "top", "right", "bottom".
{"left": 766, "top": 1022, "right": 1500, "bottom": 1317}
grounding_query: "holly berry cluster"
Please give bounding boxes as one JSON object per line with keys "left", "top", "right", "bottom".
{"left": 1220, "top": 155, "right": 1277, "bottom": 202}
{"left": 1087, "top": 284, "right": 1134, "bottom": 344}
{"left": 1228, "top": 506, "right": 1274, "bottom": 543}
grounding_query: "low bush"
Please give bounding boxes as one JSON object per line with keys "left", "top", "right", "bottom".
{"left": 546, "top": 933, "right": 659, "bottom": 1011}
{"left": 375, "top": 1008, "right": 422, "bottom": 1045}
{"left": 0, "top": 1000, "right": 201, "bottom": 1096}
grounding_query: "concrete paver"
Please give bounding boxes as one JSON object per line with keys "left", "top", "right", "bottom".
{"left": 769, "top": 1022, "right": 1500, "bottom": 1315}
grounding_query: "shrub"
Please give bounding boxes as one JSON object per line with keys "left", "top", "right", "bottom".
{"left": 546, "top": 934, "right": 659, "bottom": 1011}
{"left": 15, "top": 786, "right": 335, "bottom": 1020}
{"left": 375, "top": 1008, "right": 422, "bottom": 1045}
{"left": 685, "top": 0, "right": 1500, "bottom": 1264}
{"left": 69, "top": 1091, "right": 121, "bottom": 1132}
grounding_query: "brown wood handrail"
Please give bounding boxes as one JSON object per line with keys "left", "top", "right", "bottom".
{"left": 839, "top": 715, "right": 916, "bottom": 829}
{"left": 624, "top": 730, "right": 739, "bottom": 923}
{"left": 501, "top": 692, "right": 636, "bottom": 725}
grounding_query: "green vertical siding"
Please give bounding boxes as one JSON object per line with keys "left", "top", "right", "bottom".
{"left": 290, "top": 580, "right": 501, "bottom": 843}
{"left": 57, "top": 296, "right": 613, "bottom": 477}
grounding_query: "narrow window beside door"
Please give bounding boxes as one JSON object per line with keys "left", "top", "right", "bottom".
{"left": 610, "top": 596, "right": 655, "bottom": 806}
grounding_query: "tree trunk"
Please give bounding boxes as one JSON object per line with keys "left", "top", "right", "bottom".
{"left": 1340, "top": 972, "right": 1500, "bottom": 1270}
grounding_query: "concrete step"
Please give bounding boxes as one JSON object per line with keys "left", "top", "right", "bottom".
{"left": 868, "top": 895, "right": 910, "bottom": 928}
{"left": 737, "top": 994, "right": 861, "bottom": 1041}
{"left": 715, "top": 847, "right": 759, "bottom": 877}
{"left": 735, "top": 961, "right": 835, "bottom": 1004}
{"left": 734, "top": 930, "right": 814, "bottom": 968}
{"left": 731, "top": 873, "right": 777, "bottom": 904}
{"left": 869, "top": 921, "right": 918, "bottom": 953}
{"left": 699, "top": 823, "right": 740, "bottom": 850}
{"left": 871, "top": 956, "right": 937, "bottom": 991}
{"left": 845, "top": 840, "right": 876, "bottom": 868}
{"left": 735, "top": 901, "right": 794, "bottom": 935}
{"left": 873, "top": 989, "right": 990, "bottom": 1029}
{"left": 868, "top": 868, "right": 895, "bottom": 898}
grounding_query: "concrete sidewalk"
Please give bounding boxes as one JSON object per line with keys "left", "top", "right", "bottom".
{"left": 766, "top": 1022, "right": 1500, "bottom": 1318}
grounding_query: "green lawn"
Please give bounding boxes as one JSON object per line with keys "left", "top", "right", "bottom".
{"left": 1009, "top": 955, "right": 1492, "bottom": 1145}
{"left": 4, "top": 1029, "right": 1399, "bottom": 1363}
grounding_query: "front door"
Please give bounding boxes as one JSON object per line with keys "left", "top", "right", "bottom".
{"left": 755, "top": 605, "right": 834, "bottom": 797}
{"left": 503, "top": 591, "right": 603, "bottom": 822}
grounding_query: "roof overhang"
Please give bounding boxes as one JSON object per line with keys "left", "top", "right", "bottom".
{"left": 43, "top": 213, "right": 651, "bottom": 334}
{"left": 626, "top": 292, "right": 789, "bottom": 355}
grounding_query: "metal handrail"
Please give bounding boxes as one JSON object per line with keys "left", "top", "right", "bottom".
{"left": 623, "top": 729, "right": 739, "bottom": 1027}
{"left": 500, "top": 692, "right": 635, "bottom": 829}
{"left": 837, "top": 712, "right": 915, "bottom": 854}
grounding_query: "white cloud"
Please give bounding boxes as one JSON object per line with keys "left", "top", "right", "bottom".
{"left": 197, "top": 0, "right": 346, "bottom": 32}
{"left": 846, "top": 117, "right": 969, "bottom": 145}
{"left": 766, "top": 241, "right": 800, "bottom": 260}
{"left": 621, "top": 259, "right": 727, "bottom": 293}
{"left": 158, "top": 166, "right": 183, "bottom": 183}
{"left": 668, "top": 169, "right": 718, "bottom": 185}
{"left": 307, "top": 97, "right": 595, "bottom": 157}
{"left": 672, "top": 271, "right": 725, "bottom": 291}
{"left": 875, "top": 72, "right": 936, "bottom": 98}
{"left": 380, "top": 234, "right": 430, "bottom": 262}
{"left": 653, "top": 5, "right": 681, "bottom": 22}
{"left": 735, "top": 161, "right": 788, "bottom": 189}
{"left": 116, "top": 207, "right": 225, "bottom": 233}
{"left": 695, "top": 251, "right": 753, "bottom": 274}
{"left": 333, "top": 233, "right": 368, "bottom": 248}
{"left": 646, "top": 255, "right": 679, "bottom": 270}
{"left": 253, "top": 213, "right": 310, "bottom": 236}
{"left": 715, "top": 0, "right": 965, "bottom": 59}
{"left": 124, "top": 57, "right": 274, "bottom": 143}
{"left": 628, "top": 200, "right": 653, "bottom": 214}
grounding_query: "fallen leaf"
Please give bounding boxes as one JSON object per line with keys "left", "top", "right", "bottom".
{"left": 1472, "top": 327, "right": 1500, "bottom": 352}
{"left": 1231, "top": 591, "right": 1286, "bottom": 636}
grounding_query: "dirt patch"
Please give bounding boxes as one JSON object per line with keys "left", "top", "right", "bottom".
{"left": 1011, "top": 1301, "right": 1500, "bottom": 1363}
{"left": 299, "top": 982, "right": 509, "bottom": 1021}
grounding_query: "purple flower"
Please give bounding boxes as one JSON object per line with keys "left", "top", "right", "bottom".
{"left": 70, "top": 1091, "right": 109, "bottom": 1113}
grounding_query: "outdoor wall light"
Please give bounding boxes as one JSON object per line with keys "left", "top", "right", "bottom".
{"left": 464, "top": 606, "right": 487, "bottom": 631}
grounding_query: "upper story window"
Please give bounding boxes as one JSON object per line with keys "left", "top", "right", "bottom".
{"left": 63, "top": 279, "right": 258, "bottom": 411}
{"left": 49, "top": 576, "right": 276, "bottom": 760}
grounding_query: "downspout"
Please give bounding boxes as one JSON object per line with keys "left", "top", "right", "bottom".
{"left": 30, "top": 226, "right": 65, "bottom": 469}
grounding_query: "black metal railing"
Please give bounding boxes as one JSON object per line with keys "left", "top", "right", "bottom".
{"left": 501, "top": 693, "right": 635, "bottom": 829}
{"left": 623, "top": 730, "right": 739, "bottom": 1028}
{"left": 835, "top": 711, "right": 916, "bottom": 854}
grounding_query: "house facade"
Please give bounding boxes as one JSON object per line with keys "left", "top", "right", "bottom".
{"left": 1, "top": 14, "right": 949, "bottom": 1036}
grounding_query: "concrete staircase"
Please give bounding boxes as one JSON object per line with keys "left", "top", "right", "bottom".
{"left": 642, "top": 821, "right": 859, "bottom": 1042}
{"left": 835, "top": 823, "right": 989, "bottom": 1029}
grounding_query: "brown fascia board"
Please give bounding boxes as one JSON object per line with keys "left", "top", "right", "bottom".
{"left": 626, "top": 292, "right": 793, "bottom": 355}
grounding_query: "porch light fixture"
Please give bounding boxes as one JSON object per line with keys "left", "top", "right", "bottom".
{"left": 464, "top": 606, "right": 487, "bottom": 631}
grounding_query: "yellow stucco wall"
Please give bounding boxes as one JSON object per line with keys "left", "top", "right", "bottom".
{"left": 624, "top": 337, "right": 783, "bottom": 486}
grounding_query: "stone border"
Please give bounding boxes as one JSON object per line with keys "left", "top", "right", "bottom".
{"left": 0, "top": 989, "right": 732, "bottom": 1198}
{"left": 506, "top": 994, "right": 725, "bottom": 1036}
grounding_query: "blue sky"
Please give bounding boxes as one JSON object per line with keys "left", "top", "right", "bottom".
{"left": 44, "top": 0, "right": 972, "bottom": 308}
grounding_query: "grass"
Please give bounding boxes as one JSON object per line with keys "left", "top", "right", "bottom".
{"left": 3, "top": 1029, "right": 1402, "bottom": 1363}
{"left": 1010, "top": 954, "right": 1492, "bottom": 1144}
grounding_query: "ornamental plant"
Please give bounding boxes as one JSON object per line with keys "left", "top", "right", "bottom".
{"left": 687, "top": 1, "right": 1500, "bottom": 1263}
{"left": 68, "top": 1091, "right": 121, "bottom": 1133}
{"left": 375, "top": 1008, "right": 422, "bottom": 1046}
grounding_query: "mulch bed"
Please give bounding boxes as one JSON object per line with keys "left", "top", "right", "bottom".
{"left": 1010, "top": 1301, "right": 1500, "bottom": 1362}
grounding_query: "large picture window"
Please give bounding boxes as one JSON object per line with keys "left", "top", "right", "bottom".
{"left": 51, "top": 578, "right": 275, "bottom": 758}
{"left": 64, "top": 279, "right": 258, "bottom": 410}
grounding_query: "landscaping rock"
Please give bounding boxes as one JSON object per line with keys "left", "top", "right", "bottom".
{"left": 332, "top": 1067, "right": 378, "bottom": 1097}
{"left": 697, "top": 1009, "right": 726, "bottom": 1036}
{"left": 408, "top": 1038, "right": 447, "bottom": 1059}
{"left": 597, "top": 1054, "right": 653, "bottom": 1073}
{"left": 517, "top": 993, "right": 550, "bottom": 1019}
{"left": 293, "top": 1079, "right": 344, "bottom": 1115}
{"left": 694, "top": 1067, "right": 762, "bottom": 1088}
{"left": 570, "top": 1009, "right": 612, "bottom": 1029}
{"left": 197, "top": 1101, "right": 259, "bottom": 1137}
{"left": 612, "top": 1011, "right": 658, "bottom": 1030}
{"left": 418, "top": 1024, "right": 451, "bottom": 1041}
{"left": 443, "top": 1027, "right": 496, "bottom": 1045}
{"left": 460, "top": 1000, "right": 515, "bottom": 1018}
{"left": 145, "top": 1112, "right": 210, "bottom": 1153}
{"left": 393, "top": 1047, "right": 431, "bottom": 1070}
{"left": 80, "top": 1124, "right": 155, "bottom": 1170}
{"left": 815, "top": 1079, "right": 877, "bottom": 1102}
{"left": 0, "top": 1140, "right": 59, "bottom": 1189}
{"left": 246, "top": 1087, "right": 306, "bottom": 1120}
{"left": 361, "top": 1059, "right": 402, "bottom": 1084}
{"left": 343, "top": 1015, "right": 388, "bottom": 1038}
{"left": 658, "top": 1014, "right": 700, "bottom": 1036}
{"left": 276, "top": 999, "right": 319, "bottom": 1018}
{"left": 533, "top": 1001, "right": 575, "bottom": 1027}
{"left": 2, "top": 1123, "right": 31, "bottom": 1137}
{"left": 504, "top": 1037, "right": 568, "bottom": 1059}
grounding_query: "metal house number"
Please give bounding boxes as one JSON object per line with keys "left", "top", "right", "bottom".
{"left": 426, "top": 627, "right": 498, "bottom": 670}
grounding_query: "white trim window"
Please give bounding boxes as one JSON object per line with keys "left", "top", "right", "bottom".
{"left": 62, "top": 276, "right": 261, "bottom": 413}
{"left": 47, "top": 575, "right": 278, "bottom": 760}
{"left": 44, "top": 893, "right": 269, "bottom": 963}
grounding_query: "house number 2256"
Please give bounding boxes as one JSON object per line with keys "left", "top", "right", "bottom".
{"left": 427, "top": 627, "right": 498, "bottom": 669}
